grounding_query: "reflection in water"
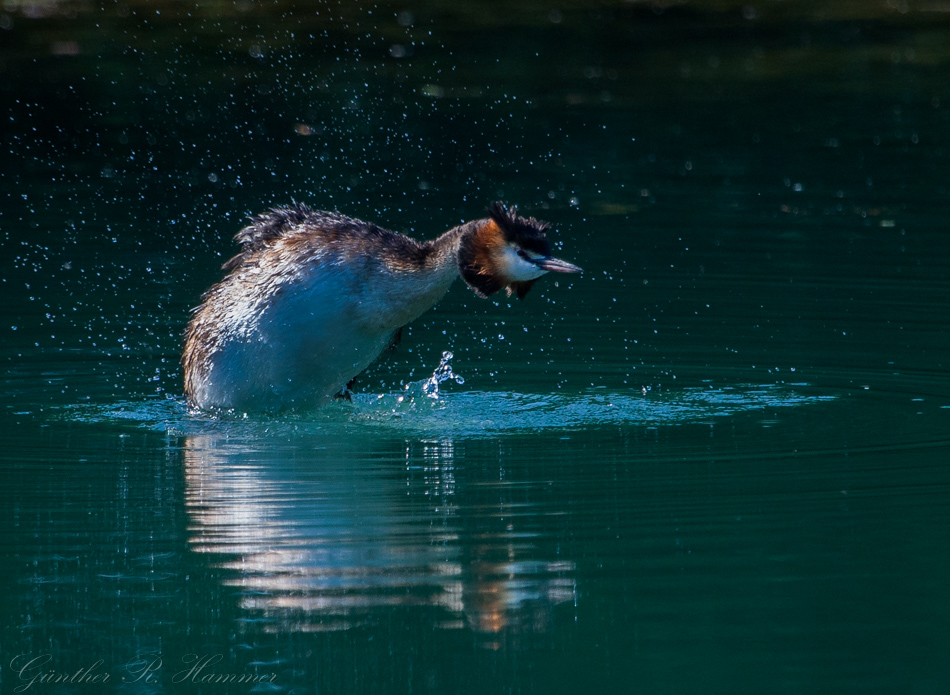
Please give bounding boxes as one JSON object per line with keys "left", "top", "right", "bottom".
{"left": 78, "top": 379, "right": 831, "bottom": 645}
{"left": 183, "top": 434, "right": 575, "bottom": 643}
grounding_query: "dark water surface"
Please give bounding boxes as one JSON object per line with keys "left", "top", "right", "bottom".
{"left": 3, "top": 2, "right": 950, "bottom": 693}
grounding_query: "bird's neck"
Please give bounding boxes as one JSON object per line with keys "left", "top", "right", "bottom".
{"left": 368, "top": 221, "right": 480, "bottom": 331}
{"left": 423, "top": 220, "right": 480, "bottom": 279}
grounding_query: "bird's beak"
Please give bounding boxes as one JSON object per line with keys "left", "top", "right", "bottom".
{"left": 536, "top": 256, "right": 583, "bottom": 273}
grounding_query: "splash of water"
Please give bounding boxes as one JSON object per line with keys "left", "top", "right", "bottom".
{"left": 399, "top": 350, "right": 465, "bottom": 403}
{"left": 421, "top": 350, "right": 466, "bottom": 399}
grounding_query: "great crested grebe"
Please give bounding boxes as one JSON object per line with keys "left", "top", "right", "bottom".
{"left": 182, "top": 201, "right": 582, "bottom": 411}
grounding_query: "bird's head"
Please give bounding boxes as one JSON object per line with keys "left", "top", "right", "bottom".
{"left": 458, "top": 202, "right": 582, "bottom": 299}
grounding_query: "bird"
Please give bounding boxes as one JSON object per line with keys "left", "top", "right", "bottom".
{"left": 182, "top": 201, "right": 582, "bottom": 411}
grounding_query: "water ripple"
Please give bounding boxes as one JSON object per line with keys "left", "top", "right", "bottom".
{"left": 66, "top": 382, "right": 834, "bottom": 438}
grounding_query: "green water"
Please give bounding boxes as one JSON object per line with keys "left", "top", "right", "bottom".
{"left": 3, "top": 2, "right": 950, "bottom": 693}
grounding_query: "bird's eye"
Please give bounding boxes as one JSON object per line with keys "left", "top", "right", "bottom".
{"left": 517, "top": 249, "right": 532, "bottom": 261}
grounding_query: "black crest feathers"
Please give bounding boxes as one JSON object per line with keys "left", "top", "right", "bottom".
{"left": 487, "top": 201, "right": 552, "bottom": 257}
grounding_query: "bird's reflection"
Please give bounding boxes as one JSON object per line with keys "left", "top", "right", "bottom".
{"left": 183, "top": 433, "right": 575, "bottom": 642}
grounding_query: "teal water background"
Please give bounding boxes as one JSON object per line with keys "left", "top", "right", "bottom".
{"left": 3, "top": 2, "right": 950, "bottom": 693}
